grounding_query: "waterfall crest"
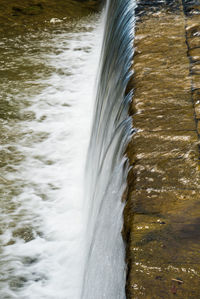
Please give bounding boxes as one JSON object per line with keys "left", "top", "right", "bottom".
{"left": 82, "top": 0, "right": 135, "bottom": 298}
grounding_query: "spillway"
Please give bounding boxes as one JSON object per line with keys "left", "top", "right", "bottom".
{"left": 0, "top": 0, "right": 135, "bottom": 298}
{"left": 82, "top": 0, "right": 135, "bottom": 298}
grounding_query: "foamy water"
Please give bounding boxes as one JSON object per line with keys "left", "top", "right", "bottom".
{"left": 0, "top": 15, "right": 102, "bottom": 299}
{"left": 81, "top": 1, "right": 135, "bottom": 297}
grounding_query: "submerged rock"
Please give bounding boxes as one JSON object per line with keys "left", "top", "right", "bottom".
{"left": 0, "top": 0, "right": 101, "bottom": 36}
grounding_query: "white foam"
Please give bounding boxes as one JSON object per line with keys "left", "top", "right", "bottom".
{"left": 0, "top": 16, "right": 102, "bottom": 299}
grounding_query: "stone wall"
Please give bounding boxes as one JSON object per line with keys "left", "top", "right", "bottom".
{"left": 124, "top": 0, "right": 200, "bottom": 297}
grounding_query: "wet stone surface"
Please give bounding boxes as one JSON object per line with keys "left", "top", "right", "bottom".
{"left": 124, "top": 0, "right": 200, "bottom": 298}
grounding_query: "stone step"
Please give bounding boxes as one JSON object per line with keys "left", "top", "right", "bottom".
{"left": 125, "top": 0, "right": 200, "bottom": 297}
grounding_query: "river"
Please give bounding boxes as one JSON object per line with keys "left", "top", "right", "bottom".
{"left": 0, "top": 0, "right": 135, "bottom": 297}
{"left": 0, "top": 14, "right": 102, "bottom": 299}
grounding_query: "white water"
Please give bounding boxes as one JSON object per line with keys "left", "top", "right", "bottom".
{"left": 82, "top": 0, "right": 135, "bottom": 298}
{"left": 0, "top": 16, "right": 102, "bottom": 299}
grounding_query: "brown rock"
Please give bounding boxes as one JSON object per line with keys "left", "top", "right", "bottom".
{"left": 191, "top": 62, "right": 200, "bottom": 74}
{"left": 186, "top": 24, "right": 200, "bottom": 38}
{"left": 197, "top": 120, "right": 200, "bottom": 134}
{"left": 188, "top": 48, "right": 200, "bottom": 62}
{"left": 192, "top": 75, "right": 200, "bottom": 89}
{"left": 187, "top": 37, "right": 200, "bottom": 49}
{"left": 193, "top": 88, "right": 200, "bottom": 103}
{"left": 195, "top": 102, "right": 200, "bottom": 118}
{"left": 125, "top": 1, "right": 200, "bottom": 298}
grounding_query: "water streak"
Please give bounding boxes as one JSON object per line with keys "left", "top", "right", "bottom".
{"left": 82, "top": 0, "right": 135, "bottom": 298}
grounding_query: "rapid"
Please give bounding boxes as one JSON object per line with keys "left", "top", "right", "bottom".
{"left": 0, "top": 0, "right": 135, "bottom": 297}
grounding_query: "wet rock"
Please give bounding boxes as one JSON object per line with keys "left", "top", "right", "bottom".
{"left": 187, "top": 36, "right": 200, "bottom": 49}
{"left": 184, "top": 5, "right": 200, "bottom": 16}
{"left": 197, "top": 120, "right": 200, "bottom": 134}
{"left": 186, "top": 24, "right": 200, "bottom": 38}
{"left": 13, "top": 227, "right": 35, "bottom": 242}
{"left": 193, "top": 88, "right": 200, "bottom": 102}
{"left": 192, "top": 74, "right": 200, "bottom": 89}
{"left": 191, "top": 62, "right": 200, "bottom": 74}
{"left": 125, "top": 0, "right": 200, "bottom": 297}
{"left": 188, "top": 48, "right": 200, "bottom": 62}
{"left": 194, "top": 102, "right": 200, "bottom": 118}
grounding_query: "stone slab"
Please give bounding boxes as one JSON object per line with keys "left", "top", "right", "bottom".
{"left": 125, "top": 0, "right": 200, "bottom": 297}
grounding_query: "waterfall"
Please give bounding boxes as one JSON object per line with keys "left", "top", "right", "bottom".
{"left": 82, "top": 0, "right": 135, "bottom": 298}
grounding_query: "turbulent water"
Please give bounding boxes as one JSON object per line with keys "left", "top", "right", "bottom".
{"left": 0, "top": 16, "right": 102, "bottom": 299}
{"left": 0, "top": 0, "right": 135, "bottom": 298}
{"left": 82, "top": 0, "right": 135, "bottom": 298}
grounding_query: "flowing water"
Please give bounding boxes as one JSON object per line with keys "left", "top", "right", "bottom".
{"left": 82, "top": 0, "right": 135, "bottom": 298}
{"left": 0, "top": 0, "right": 135, "bottom": 298}
{"left": 0, "top": 15, "right": 102, "bottom": 299}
